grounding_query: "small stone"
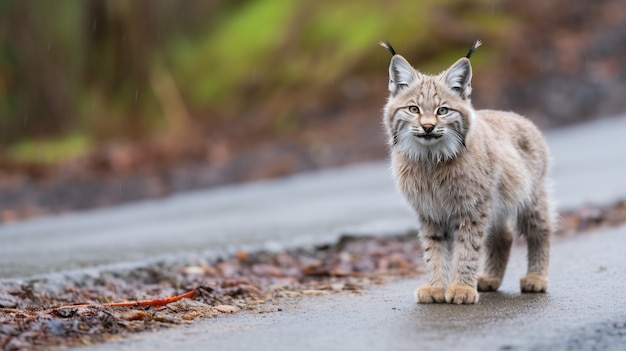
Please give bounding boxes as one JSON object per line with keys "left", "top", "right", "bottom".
{"left": 181, "top": 266, "right": 206, "bottom": 275}
{"left": 46, "top": 320, "right": 67, "bottom": 336}
{"left": 330, "top": 282, "right": 345, "bottom": 291}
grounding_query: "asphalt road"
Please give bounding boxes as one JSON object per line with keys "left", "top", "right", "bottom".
{"left": 83, "top": 224, "right": 626, "bottom": 351}
{"left": 0, "top": 163, "right": 415, "bottom": 279}
{"left": 1, "top": 115, "right": 626, "bottom": 280}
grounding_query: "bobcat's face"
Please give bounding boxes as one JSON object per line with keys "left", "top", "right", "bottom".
{"left": 383, "top": 52, "right": 475, "bottom": 163}
{"left": 390, "top": 81, "right": 472, "bottom": 161}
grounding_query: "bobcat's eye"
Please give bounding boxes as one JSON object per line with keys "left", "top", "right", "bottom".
{"left": 436, "top": 107, "right": 449, "bottom": 115}
{"left": 408, "top": 105, "right": 420, "bottom": 114}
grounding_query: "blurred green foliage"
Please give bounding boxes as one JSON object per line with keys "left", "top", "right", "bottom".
{"left": 0, "top": 0, "right": 510, "bottom": 165}
{"left": 9, "top": 134, "right": 93, "bottom": 165}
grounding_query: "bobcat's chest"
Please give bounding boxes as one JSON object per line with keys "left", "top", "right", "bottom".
{"left": 392, "top": 152, "right": 490, "bottom": 223}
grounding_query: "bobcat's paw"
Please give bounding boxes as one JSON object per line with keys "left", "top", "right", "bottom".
{"left": 415, "top": 285, "right": 446, "bottom": 303}
{"left": 445, "top": 284, "right": 479, "bottom": 304}
{"left": 520, "top": 274, "right": 548, "bottom": 293}
{"left": 477, "top": 275, "right": 502, "bottom": 292}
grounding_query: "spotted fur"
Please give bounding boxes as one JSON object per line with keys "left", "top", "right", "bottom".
{"left": 381, "top": 42, "right": 554, "bottom": 304}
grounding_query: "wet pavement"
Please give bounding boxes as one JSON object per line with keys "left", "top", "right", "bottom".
{"left": 0, "top": 163, "right": 416, "bottom": 279}
{"left": 82, "top": 225, "right": 626, "bottom": 351}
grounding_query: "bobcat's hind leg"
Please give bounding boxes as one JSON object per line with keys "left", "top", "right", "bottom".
{"left": 478, "top": 223, "right": 513, "bottom": 292}
{"left": 517, "top": 188, "right": 552, "bottom": 293}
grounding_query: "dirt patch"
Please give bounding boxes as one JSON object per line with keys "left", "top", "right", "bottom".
{"left": 1, "top": 201, "right": 626, "bottom": 350}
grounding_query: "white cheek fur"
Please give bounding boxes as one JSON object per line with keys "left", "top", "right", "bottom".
{"left": 395, "top": 127, "right": 464, "bottom": 163}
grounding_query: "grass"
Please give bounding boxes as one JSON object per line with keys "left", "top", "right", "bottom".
{"left": 8, "top": 134, "right": 94, "bottom": 165}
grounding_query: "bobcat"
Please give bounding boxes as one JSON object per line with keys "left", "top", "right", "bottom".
{"left": 380, "top": 41, "right": 553, "bottom": 304}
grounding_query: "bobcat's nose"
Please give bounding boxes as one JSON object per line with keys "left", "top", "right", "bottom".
{"left": 422, "top": 124, "right": 435, "bottom": 133}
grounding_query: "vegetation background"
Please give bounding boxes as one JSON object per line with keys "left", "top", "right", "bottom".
{"left": 1, "top": 0, "right": 625, "bottom": 221}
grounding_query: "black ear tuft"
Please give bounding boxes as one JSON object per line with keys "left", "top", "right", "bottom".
{"left": 465, "top": 40, "right": 482, "bottom": 59}
{"left": 379, "top": 40, "right": 397, "bottom": 56}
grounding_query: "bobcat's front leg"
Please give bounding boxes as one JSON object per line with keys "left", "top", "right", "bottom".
{"left": 446, "top": 217, "right": 485, "bottom": 304}
{"left": 415, "top": 221, "right": 449, "bottom": 303}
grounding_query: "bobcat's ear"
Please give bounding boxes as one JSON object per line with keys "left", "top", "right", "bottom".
{"left": 443, "top": 57, "right": 472, "bottom": 99}
{"left": 388, "top": 55, "right": 416, "bottom": 96}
